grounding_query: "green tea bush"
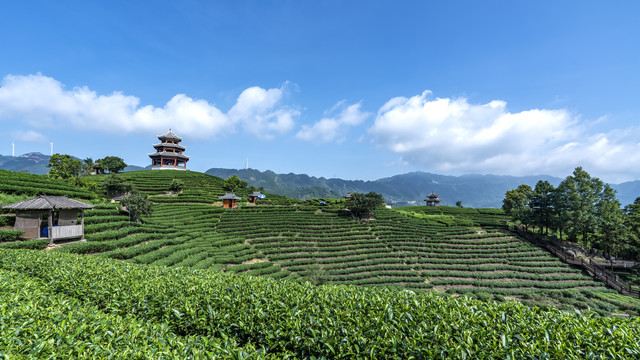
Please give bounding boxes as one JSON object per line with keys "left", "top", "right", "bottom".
{"left": 2, "top": 249, "right": 639, "bottom": 359}
{"left": 0, "top": 229, "right": 25, "bottom": 242}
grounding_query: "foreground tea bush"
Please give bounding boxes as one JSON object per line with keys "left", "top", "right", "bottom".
{"left": 0, "top": 268, "right": 264, "bottom": 359}
{"left": 1, "top": 249, "right": 638, "bottom": 359}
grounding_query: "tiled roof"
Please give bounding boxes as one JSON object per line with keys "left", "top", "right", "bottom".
{"left": 148, "top": 152, "right": 190, "bottom": 160}
{"left": 153, "top": 142, "right": 185, "bottom": 150}
{"left": 157, "top": 129, "right": 182, "bottom": 141}
{"left": 2, "top": 195, "right": 94, "bottom": 210}
{"left": 218, "top": 193, "right": 242, "bottom": 200}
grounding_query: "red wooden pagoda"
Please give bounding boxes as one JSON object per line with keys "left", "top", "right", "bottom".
{"left": 149, "top": 129, "right": 189, "bottom": 170}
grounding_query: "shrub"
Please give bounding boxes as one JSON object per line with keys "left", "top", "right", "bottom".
{"left": 0, "top": 229, "right": 25, "bottom": 242}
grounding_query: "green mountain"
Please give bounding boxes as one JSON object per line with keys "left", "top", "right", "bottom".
{"left": 0, "top": 152, "right": 50, "bottom": 174}
{"left": 206, "top": 167, "right": 564, "bottom": 207}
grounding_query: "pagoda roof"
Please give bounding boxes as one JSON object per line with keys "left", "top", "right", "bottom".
{"left": 157, "top": 129, "right": 182, "bottom": 142}
{"left": 2, "top": 195, "right": 94, "bottom": 210}
{"left": 426, "top": 192, "right": 440, "bottom": 199}
{"left": 148, "top": 152, "right": 190, "bottom": 160}
{"left": 249, "top": 192, "right": 263, "bottom": 197}
{"left": 153, "top": 142, "right": 185, "bottom": 150}
{"left": 219, "top": 193, "right": 242, "bottom": 200}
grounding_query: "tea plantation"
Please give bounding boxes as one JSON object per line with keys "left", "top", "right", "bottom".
{"left": 1, "top": 169, "right": 640, "bottom": 357}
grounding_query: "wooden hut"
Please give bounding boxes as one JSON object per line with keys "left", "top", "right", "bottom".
{"left": 424, "top": 192, "right": 441, "bottom": 207}
{"left": 1, "top": 195, "right": 94, "bottom": 246}
{"left": 248, "top": 191, "right": 264, "bottom": 204}
{"left": 219, "top": 193, "right": 241, "bottom": 209}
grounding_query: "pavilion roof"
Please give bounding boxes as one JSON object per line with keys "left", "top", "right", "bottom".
{"left": 219, "top": 193, "right": 242, "bottom": 200}
{"left": 157, "top": 129, "right": 182, "bottom": 142}
{"left": 2, "top": 195, "right": 94, "bottom": 210}
{"left": 153, "top": 142, "right": 185, "bottom": 150}
{"left": 148, "top": 152, "right": 190, "bottom": 160}
{"left": 249, "top": 192, "right": 263, "bottom": 197}
{"left": 426, "top": 192, "right": 440, "bottom": 199}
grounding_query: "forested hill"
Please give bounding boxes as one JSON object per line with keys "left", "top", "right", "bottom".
{"left": 205, "top": 168, "right": 562, "bottom": 207}
{"left": 206, "top": 168, "right": 640, "bottom": 208}
{"left": 0, "top": 152, "right": 50, "bottom": 174}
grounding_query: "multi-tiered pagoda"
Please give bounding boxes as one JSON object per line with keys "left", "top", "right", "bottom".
{"left": 424, "top": 192, "right": 441, "bottom": 207}
{"left": 149, "top": 129, "right": 189, "bottom": 170}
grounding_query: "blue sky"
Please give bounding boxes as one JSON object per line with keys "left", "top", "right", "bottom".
{"left": 1, "top": 1, "right": 640, "bottom": 182}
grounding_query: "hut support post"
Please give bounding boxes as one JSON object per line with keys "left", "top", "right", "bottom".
{"left": 48, "top": 210, "right": 54, "bottom": 246}
{"left": 81, "top": 209, "right": 86, "bottom": 242}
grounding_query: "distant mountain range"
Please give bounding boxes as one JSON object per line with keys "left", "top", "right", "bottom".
{"left": 206, "top": 168, "right": 640, "bottom": 208}
{"left": 2, "top": 152, "right": 638, "bottom": 208}
{"left": 0, "top": 152, "right": 51, "bottom": 174}
{"left": 0, "top": 153, "right": 147, "bottom": 174}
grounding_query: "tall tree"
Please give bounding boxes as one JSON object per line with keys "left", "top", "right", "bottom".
{"left": 346, "top": 192, "right": 385, "bottom": 219}
{"left": 502, "top": 184, "right": 533, "bottom": 231}
{"left": 623, "top": 197, "right": 640, "bottom": 260}
{"left": 594, "top": 184, "right": 626, "bottom": 257}
{"left": 82, "top": 157, "right": 96, "bottom": 175}
{"left": 120, "top": 189, "right": 152, "bottom": 223}
{"left": 103, "top": 174, "right": 132, "bottom": 197}
{"left": 222, "top": 175, "right": 248, "bottom": 192}
{"left": 97, "top": 156, "right": 127, "bottom": 173}
{"left": 558, "top": 167, "right": 603, "bottom": 245}
{"left": 529, "top": 180, "right": 555, "bottom": 235}
{"left": 47, "top": 154, "right": 83, "bottom": 181}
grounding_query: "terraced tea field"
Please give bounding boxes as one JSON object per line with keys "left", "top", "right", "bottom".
{"left": 2, "top": 169, "right": 639, "bottom": 315}
{"left": 56, "top": 200, "right": 636, "bottom": 315}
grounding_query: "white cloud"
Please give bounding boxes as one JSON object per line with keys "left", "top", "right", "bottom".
{"left": 0, "top": 73, "right": 298, "bottom": 139}
{"left": 369, "top": 90, "right": 640, "bottom": 183}
{"left": 229, "top": 86, "right": 298, "bottom": 139}
{"left": 297, "top": 101, "right": 370, "bottom": 142}
{"left": 12, "top": 130, "right": 48, "bottom": 143}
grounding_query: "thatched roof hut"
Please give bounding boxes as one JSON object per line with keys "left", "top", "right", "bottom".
{"left": 2, "top": 195, "right": 94, "bottom": 245}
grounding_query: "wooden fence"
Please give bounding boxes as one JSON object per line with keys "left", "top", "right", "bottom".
{"left": 517, "top": 230, "right": 639, "bottom": 298}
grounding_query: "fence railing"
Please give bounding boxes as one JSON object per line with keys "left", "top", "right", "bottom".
{"left": 516, "top": 230, "right": 639, "bottom": 298}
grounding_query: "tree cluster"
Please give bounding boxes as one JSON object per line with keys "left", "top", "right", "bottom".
{"left": 503, "top": 167, "right": 640, "bottom": 260}
{"left": 103, "top": 174, "right": 133, "bottom": 197}
{"left": 47, "top": 154, "right": 83, "bottom": 182}
{"left": 120, "top": 189, "right": 153, "bottom": 223}
{"left": 222, "top": 175, "right": 248, "bottom": 193}
{"left": 346, "top": 192, "right": 385, "bottom": 220}
{"left": 94, "top": 156, "right": 127, "bottom": 174}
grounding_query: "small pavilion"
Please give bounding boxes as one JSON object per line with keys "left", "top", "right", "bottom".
{"left": 149, "top": 129, "right": 190, "bottom": 170}
{"left": 248, "top": 191, "right": 264, "bottom": 204}
{"left": 424, "top": 192, "right": 441, "bottom": 207}
{"left": 1, "top": 195, "right": 94, "bottom": 246}
{"left": 219, "top": 193, "right": 242, "bottom": 209}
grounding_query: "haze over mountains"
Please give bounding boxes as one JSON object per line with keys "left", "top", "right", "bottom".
{"left": 2, "top": 152, "right": 639, "bottom": 208}
{"left": 205, "top": 168, "right": 640, "bottom": 208}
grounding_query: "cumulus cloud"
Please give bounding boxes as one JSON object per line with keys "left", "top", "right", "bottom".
{"left": 297, "top": 101, "right": 370, "bottom": 142}
{"left": 12, "top": 130, "right": 48, "bottom": 143}
{"left": 229, "top": 86, "right": 298, "bottom": 139}
{"left": 0, "top": 73, "right": 298, "bottom": 139}
{"left": 369, "top": 90, "right": 640, "bottom": 183}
